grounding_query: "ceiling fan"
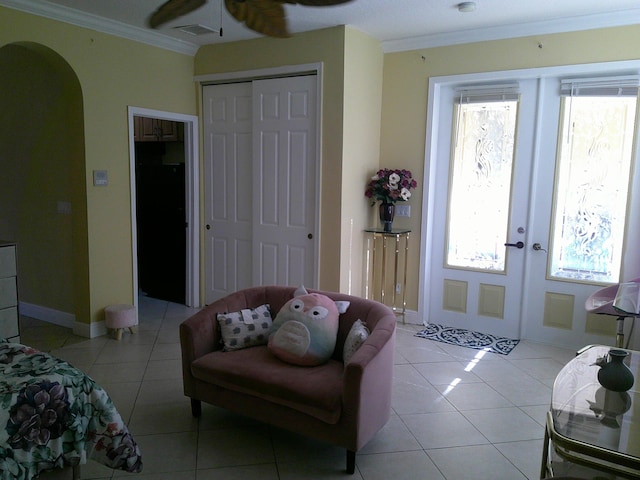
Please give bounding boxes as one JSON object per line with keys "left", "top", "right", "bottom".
{"left": 148, "top": 0, "right": 353, "bottom": 38}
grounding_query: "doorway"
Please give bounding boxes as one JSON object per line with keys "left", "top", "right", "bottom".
{"left": 127, "top": 107, "right": 200, "bottom": 308}
{"left": 421, "top": 61, "right": 640, "bottom": 350}
{"left": 0, "top": 42, "right": 90, "bottom": 333}
{"left": 135, "top": 135, "right": 185, "bottom": 304}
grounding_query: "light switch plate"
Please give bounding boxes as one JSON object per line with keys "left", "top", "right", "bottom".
{"left": 93, "top": 170, "right": 108, "bottom": 186}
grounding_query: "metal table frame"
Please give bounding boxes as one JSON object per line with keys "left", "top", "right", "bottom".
{"left": 364, "top": 229, "right": 410, "bottom": 323}
{"left": 541, "top": 345, "right": 640, "bottom": 479}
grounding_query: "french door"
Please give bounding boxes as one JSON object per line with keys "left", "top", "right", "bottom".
{"left": 424, "top": 66, "right": 640, "bottom": 349}
{"left": 202, "top": 75, "right": 319, "bottom": 304}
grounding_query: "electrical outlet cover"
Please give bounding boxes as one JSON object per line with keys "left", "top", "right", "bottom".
{"left": 395, "top": 205, "right": 411, "bottom": 217}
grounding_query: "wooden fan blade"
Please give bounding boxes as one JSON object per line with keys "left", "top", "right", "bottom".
{"left": 148, "top": 0, "right": 207, "bottom": 28}
{"left": 285, "top": 0, "right": 353, "bottom": 5}
{"left": 225, "top": 0, "right": 290, "bottom": 38}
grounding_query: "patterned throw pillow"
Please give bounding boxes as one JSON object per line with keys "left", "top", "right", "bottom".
{"left": 217, "top": 304, "right": 273, "bottom": 351}
{"left": 343, "top": 319, "right": 370, "bottom": 364}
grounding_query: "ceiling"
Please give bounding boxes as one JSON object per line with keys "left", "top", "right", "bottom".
{"left": 3, "top": 0, "right": 640, "bottom": 55}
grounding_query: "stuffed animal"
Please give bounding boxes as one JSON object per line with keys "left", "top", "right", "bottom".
{"left": 268, "top": 286, "right": 350, "bottom": 366}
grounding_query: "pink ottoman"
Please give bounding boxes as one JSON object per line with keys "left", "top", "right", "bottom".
{"left": 105, "top": 304, "right": 137, "bottom": 340}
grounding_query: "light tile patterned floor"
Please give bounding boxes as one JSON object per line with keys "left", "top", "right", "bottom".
{"left": 23, "top": 295, "right": 581, "bottom": 480}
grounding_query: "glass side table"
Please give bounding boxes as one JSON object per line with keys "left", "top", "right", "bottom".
{"left": 541, "top": 344, "right": 640, "bottom": 479}
{"left": 364, "top": 229, "right": 410, "bottom": 323}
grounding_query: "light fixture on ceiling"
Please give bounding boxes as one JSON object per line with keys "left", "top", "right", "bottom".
{"left": 457, "top": 2, "right": 477, "bottom": 13}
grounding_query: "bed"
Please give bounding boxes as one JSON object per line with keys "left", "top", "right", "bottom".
{"left": 0, "top": 340, "right": 142, "bottom": 479}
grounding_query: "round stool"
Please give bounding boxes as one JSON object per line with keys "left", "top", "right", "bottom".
{"left": 105, "top": 304, "right": 137, "bottom": 340}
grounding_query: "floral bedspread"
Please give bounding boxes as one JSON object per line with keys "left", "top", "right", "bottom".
{"left": 0, "top": 341, "right": 142, "bottom": 479}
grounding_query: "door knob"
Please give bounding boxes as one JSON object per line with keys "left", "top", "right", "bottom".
{"left": 532, "top": 243, "right": 547, "bottom": 252}
{"left": 504, "top": 241, "right": 524, "bottom": 249}
{"left": 206, "top": 224, "right": 211, "bottom": 230}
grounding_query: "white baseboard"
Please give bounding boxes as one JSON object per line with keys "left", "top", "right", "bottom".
{"left": 399, "top": 309, "right": 421, "bottom": 325}
{"left": 73, "top": 320, "right": 107, "bottom": 339}
{"left": 19, "top": 302, "right": 75, "bottom": 328}
{"left": 19, "top": 302, "right": 106, "bottom": 338}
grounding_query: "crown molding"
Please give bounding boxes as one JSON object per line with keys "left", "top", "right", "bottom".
{"left": 381, "top": 8, "right": 640, "bottom": 53}
{"left": 2, "top": 0, "right": 639, "bottom": 56}
{"left": 0, "top": 0, "right": 199, "bottom": 56}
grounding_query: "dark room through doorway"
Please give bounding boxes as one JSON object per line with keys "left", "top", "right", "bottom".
{"left": 134, "top": 116, "right": 186, "bottom": 305}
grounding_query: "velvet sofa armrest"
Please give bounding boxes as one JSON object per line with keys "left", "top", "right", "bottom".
{"left": 180, "top": 308, "right": 221, "bottom": 361}
{"left": 342, "top": 309, "right": 396, "bottom": 447}
{"left": 180, "top": 307, "right": 220, "bottom": 398}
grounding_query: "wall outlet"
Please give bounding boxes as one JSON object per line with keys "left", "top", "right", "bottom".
{"left": 395, "top": 205, "right": 410, "bottom": 217}
{"left": 57, "top": 201, "right": 72, "bottom": 215}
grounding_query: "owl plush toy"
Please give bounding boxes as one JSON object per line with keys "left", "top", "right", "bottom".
{"left": 268, "top": 286, "right": 350, "bottom": 366}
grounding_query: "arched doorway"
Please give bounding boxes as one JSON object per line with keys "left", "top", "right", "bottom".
{"left": 0, "top": 42, "right": 89, "bottom": 335}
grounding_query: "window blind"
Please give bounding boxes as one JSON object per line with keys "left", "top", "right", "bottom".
{"left": 455, "top": 83, "right": 520, "bottom": 104}
{"left": 560, "top": 75, "right": 640, "bottom": 97}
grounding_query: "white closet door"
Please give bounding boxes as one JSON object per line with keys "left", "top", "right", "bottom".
{"left": 202, "top": 75, "right": 318, "bottom": 304}
{"left": 203, "top": 82, "right": 253, "bottom": 303}
{"left": 252, "top": 76, "right": 318, "bottom": 288}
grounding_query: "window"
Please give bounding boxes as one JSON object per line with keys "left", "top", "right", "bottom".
{"left": 549, "top": 77, "right": 639, "bottom": 283}
{"left": 446, "top": 85, "right": 519, "bottom": 272}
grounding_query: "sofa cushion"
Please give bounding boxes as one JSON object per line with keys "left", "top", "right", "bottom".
{"left": 343, "top": 319, "right": 370, "bottom": 364}
{"left": 217, "top": 304, "right": 272, "bottom": 351}
{"left": 191, "top": 346, "right": 343, "bottom": 424}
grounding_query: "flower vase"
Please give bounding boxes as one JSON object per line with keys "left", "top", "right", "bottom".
{"left": 379, "top": 203, "right": 395, "bottom": 233}
{"left": 596, "top": 349, "right": 635, "bottom": 392}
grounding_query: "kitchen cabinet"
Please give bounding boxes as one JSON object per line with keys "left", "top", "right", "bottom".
{"left": 134, "top": 116, "right": 181, "bottom": 142}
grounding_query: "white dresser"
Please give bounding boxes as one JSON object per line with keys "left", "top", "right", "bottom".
{"left": 0, "top": 241, "right": 19, "bottom": 342}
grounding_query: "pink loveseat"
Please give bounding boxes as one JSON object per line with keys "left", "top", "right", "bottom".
{"left": 180, "top": 285, "right": 396, "bottom": 473}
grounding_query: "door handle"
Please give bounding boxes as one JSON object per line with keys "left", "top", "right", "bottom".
{"left": 504, "top": 241, "right": 524, "bottom": 249}
{"left": 532, "top": 243, "right": 547, "bottom": 252}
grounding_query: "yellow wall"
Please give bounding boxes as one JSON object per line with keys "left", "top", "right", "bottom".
{"left": 341, "top": 29, "right": 383, "bottom": 295}
{"left": 0, "top": 6, "right": 196, "bottom": 329}
{"left": 195, "top": 27, "right": 347, "bottom": 290}
{"left": 0, "top": 42, "right": 88, "bottom": 321}
{"left": 381, "top": 25, "right": 640, "bottom": 312}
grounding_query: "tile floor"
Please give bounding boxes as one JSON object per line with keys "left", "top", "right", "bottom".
{"left": 21, "top": 295, "right": 581, "bottom": 480}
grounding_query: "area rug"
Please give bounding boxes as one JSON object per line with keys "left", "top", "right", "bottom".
{"left": 415, "top": 323, "right": 520, "bottom": 355}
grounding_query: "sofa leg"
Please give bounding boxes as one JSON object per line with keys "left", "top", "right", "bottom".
{"left": 190, "top": 399, "right": 202, "bottom": 417}
{"left": 346, "top": 450, "right": 355, "bottom": 474}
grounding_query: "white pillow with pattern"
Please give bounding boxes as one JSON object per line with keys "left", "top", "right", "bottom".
{"left": 217, "top": 304, "right": 273, "bottom": 351}
{"left": 343, "top": 319, "right": 370, "bottom": 364}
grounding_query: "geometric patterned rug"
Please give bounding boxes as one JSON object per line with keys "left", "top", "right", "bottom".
{"left": 415, "top": 323, "right": 520, "bottom": 355}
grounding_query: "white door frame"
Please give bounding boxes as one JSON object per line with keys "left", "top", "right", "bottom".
{"left": 127, "top": 106, "right": 200, "bottom": 308}
{"left": 420, "top": 59, "right": 640, "bottom": 339}
{"left": 196, "top": 62, "right": 323, "bottom": 294}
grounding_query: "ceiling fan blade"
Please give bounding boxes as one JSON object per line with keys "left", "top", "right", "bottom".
{"left": 285, "top": 0, "right": 353, "bottom": 5}
{"left": 225, "top": 0, "right": 290, "bottom": 38}
{"left": 148, "top": 0, "right": 207, "bottom": 28}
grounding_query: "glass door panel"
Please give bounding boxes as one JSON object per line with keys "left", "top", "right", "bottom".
{"left": 550, "top": 95, "right": 637, "bottom": 283}
{"left": 446, "top": 100, "right": 519, "bottom": 272}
